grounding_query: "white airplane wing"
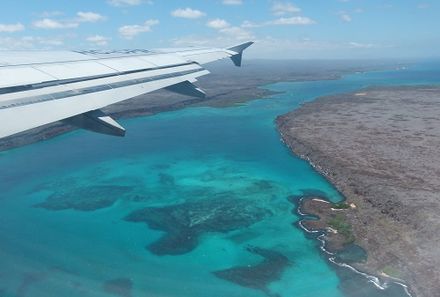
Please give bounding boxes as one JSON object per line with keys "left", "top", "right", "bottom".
{"left": 0, "top": 41, "right": 253, "bottom": 138}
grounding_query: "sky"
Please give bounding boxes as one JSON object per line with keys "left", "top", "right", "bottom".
{"left": 0, "top": 0, "right": 438, "bottom": 59}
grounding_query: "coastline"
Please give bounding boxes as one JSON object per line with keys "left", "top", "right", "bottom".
{"left": 0, "top": 59, "right": 406, "bottom": 151}
{"left": 277, "top": 85, "right": 440, "bottom": 297}
{"left": 294, "top": 196, "right": 413, "bottom": 297}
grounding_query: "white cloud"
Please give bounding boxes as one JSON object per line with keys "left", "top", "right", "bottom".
{"left": 87, "top": 35, "right": 110, "bottom": 46}
{"left": 38, "top": 11, "right": 64, "bottom": 17}
{"left": 108, "top": 0, "right": 145, "bottom": 6}
{"left": 207, "top": 19, "right": 230, "bottom": 29}
{"left": 33, "top": 18, "right": 78, "bottom": 29}
{"left": 222, "top": 0, "right": 242, "bottom": 5}
{"left": 76, "top": 12, "right": 106, "bottom": 23}
{"left": 0, "top": 36, "right": 64, "bottom": 50}
{"left": 33, "top": 12, "right": 105, "bottom": 30}
{"left": 206, "top": 18, "right": 254, "bottom": 41}
{"left": 171, "top": 8, "right": 206, "bottom": 19}
{"left": 219, "top": 26, "right": 254, "bottom": 40}
{"left": 272, "top": 2, "right": 301, "bottom": 16}
{"left": 241, "top": 20, "right": 262, "bottom": 28}
{"left": 118, "top": 19, "right": 159, "bottom": 39}
{"left": 417, "top": 3, "right": 430, "bottom": 9}
{"left": 339, "top": 13, "right": 352, "bottom": 22}
{"left": 270, "top": 16, "right": 316, "bottom": 25}
{"left": 0, "top": 23, "right": 25, "bottom": 33}
{"left": 349, "top": 42, "right": 374, "bottom": 49}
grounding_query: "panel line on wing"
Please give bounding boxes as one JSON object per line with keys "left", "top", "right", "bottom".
{"left": 0, "top": 69, "right": 206, "bottom": 109}
{"left": 0, "top": 61, "right": 199, "bottom": 95}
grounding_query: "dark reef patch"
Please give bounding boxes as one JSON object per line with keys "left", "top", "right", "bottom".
{"left": 213, "top": 246, "right": 290, "bottom": 297}
{"left": 124, "top": 197, "right": 271, "bottom": 255}
{"left": 102, "top": 278, "right": 133, "bottom": 297}
{"left": 36, "top": 185, "right": 131, "bottom": 211}
{"left": 335, "top": 244, "right": 368, "bottom": 264}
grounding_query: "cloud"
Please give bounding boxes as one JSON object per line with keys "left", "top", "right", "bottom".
{"left": 339, "top": 13, "right": 352, "bottom": 22}
{"left": 272, "top": 2, "right": 301, "bottom": 16}
{"left": 87, "top": 35, "right": 110, "bottom": 46}
{"left": 207, "top": 19, "right": 230, "bottom": 29}
{"left": 0, "top": 36, "right": 64, "bottom": 50}
{"left": 38, "top": 11, "right": 64, "bottom": 17}
{"left": 242, "top": 16, "right": 316, "bottom": 28}
{"left": 417, "top": 3, "right": 430, "bottom": 9}
{"left": 33, "top": 11, "right": 105, "bottom": 30}
{"left": 33, "top": 18, "right": 78, "bottom": 29}
{"left": 206, "top": 18, "right": 254, "bottom": 41}
{"left": 171, "top": 8, "right": 206, "bottom": 19}
{"left": 349, "top": 42, "right": 374, "bottom": 49}
{"left": 222, "top": 0, "right": 242, "bottom": 5}
{"left": 76, "top": 12, "right": 106, "bottom": 23}
{"left": 219, "top": 26, "right": 254, "bottom": 40}
{"left": 270, "top": 16, "right": 316, "bottom": 25}
{"left": 0, "top": 23, "right": 25, "bottom": 33}
{"left": 118, "top": 19, "right": 159, "bottom": 39}
{"left": 108, "top": 0, "right": 146, "bottom": 6}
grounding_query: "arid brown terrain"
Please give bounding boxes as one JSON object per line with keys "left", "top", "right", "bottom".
{"left": 277, "top": 86, "right": 440, "bottom": 297}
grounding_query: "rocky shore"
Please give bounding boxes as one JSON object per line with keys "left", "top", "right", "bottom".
{"left": 277, "top": 86, "right": 440, "bottom": 297}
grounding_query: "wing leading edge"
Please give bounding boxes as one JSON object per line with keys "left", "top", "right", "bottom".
{"left": 0, "top": 41, "right": 253, "bottom": 140}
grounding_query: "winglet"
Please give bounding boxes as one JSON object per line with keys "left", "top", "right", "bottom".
{"left": 227, "top": 41, "right": 254, "bottom": 67}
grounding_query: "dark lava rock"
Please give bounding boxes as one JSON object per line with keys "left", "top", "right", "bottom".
{"left": 124, "top": 198, "right": 271, "bottom": 255}
{"left": 213, "top": 246, "right": 290, "bottom": 297}
{"left": 35, "top": 185, "right": 131, "bottom": 211}
{"left": 102, "top": 278, "right": 133, "bottom": 297}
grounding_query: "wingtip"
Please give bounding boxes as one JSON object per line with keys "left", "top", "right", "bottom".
{"left": 227, "top": 41, "right": 254, "bottom": 67}
{"left": 227, "top": 41, "right": 254, "bottom": 54}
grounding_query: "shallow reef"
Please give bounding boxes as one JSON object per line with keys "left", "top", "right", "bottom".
{"left": 102, "top": 278, "right": 133, "bottom": 297}
{"left": 124, "top": 197, "right": 271, "bottom": 255}
{"left": 35, "top": 185, "right": 132, "bottom": 211}
{"left": 213, "top": 246, "right": 290, "bottom": 297}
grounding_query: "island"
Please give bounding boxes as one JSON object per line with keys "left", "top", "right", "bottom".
{"left": 277, "top": 86, "right": 440, "bottom": 297}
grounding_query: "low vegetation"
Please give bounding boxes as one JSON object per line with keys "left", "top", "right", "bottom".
{"left": 328, "top": 214, "right": 355, "bottom": 244}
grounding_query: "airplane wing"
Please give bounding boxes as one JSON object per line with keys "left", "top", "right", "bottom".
{"left": 0, "top": 41, "right": 253, "bottom": 139}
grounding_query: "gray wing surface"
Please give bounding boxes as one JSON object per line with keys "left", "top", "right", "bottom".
{"left": 0, "top": 42, "right": 253, "bottom": 139}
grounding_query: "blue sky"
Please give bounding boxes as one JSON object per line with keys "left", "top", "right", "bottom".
{"left": 0, "top": 0, "right": 438, "bottom": 59}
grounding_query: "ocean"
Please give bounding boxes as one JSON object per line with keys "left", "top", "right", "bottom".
{"left": 1, "top": 61, "right": 439, "bottom": 297}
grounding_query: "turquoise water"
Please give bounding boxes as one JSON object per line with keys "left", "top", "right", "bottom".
{"left": 1, "top": 62, "right": 440, "bottom": 297}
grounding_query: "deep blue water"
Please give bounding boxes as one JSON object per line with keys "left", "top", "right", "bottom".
{"left": 0, "top": 61, "right": 439, "bottom": 297}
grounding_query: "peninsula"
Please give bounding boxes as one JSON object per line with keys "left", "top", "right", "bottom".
{"left": 277, "top": 86, "right": 440, "bottom": 297}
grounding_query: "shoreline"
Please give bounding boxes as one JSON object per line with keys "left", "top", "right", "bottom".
{"left": 294, "top": 196, "right": 414, "bottom": 297}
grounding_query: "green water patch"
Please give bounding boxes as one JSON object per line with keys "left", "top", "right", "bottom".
{"left": 125, "top": 197, "right": 271, "bottom": 255}
{"left": 213, "top": 246, "right": 291, "bottom": 297}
